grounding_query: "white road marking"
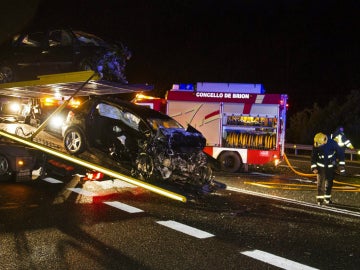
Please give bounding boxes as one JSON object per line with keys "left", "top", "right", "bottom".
{"left": 42, "top": 177, "right": 63, "bottom": 184}
{"left": 227, "top": 186, "right": 360, "bottom": 218}
{"left": 157, "top": 220, "right": 214, "bottom": 239}
{"left": 67, "top": 188, "right": 97, "bottom": 197}
{"left": 103, "top": 201, "right": 144, "bottom": 213}
{"left": 241, "top": 249, "right": 319, "bottom": 270}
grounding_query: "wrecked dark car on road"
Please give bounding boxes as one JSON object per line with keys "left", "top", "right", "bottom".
{"left": 61, "top": 96, "right": 221, "bottom": 192}
{"left": 0, "top": 28, "right": 131, "bottom": 84}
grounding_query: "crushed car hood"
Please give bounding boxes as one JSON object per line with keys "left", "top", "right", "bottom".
{"left": 158, "top": 127, "right": 206, "bottom": 150}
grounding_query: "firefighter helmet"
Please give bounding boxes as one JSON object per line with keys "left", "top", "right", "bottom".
{"left": 314, "top": 132, "right": 328, "bottom": 147}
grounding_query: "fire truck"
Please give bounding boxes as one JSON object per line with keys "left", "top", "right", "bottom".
{"left": 135, "top": 82, "right": 288, "bottom": 173}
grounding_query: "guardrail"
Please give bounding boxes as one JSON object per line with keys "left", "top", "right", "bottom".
{"left": 285, "top": 143, "right": 358, "bottom": 161}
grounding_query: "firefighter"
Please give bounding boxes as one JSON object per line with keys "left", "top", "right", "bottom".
{"left": 311, "top": 132, "right": 345, "bottom": 205}
{"left": 331, "top": 126, "right": 354, "bottom": 152}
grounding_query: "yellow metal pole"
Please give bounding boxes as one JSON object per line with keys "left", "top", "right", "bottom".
{"left": 0, "top": 130, "right": 187, "bottom": 203}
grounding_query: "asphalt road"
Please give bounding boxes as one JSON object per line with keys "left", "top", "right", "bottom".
{"left": 1, "top": 155, "right": 360, "bottom": 270}
{"left": 1, "top": 123, "right": 359, "bottom": 269}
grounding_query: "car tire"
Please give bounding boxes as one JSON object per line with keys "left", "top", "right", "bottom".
{"left": 0, "top": 65, "right": 16, "bottom": 83}
{"left": 218, "top": 151, "right": 242, "bottom": 173}
{"left": 79, "top": 58, "right": 94, "bottom": 71}
{"left": 64, "top": 127, "right": 86, "bottom": 155}
{"left": 0, "top": 154, "right": 11, "bottom": 181}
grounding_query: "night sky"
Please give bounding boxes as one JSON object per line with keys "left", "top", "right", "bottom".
{"left": 2, "top": 0, "right": 360, "bottom": 112}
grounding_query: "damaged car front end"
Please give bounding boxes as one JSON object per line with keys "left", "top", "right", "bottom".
{"left": 136, "top": 124, "right": 213, "bottom": 189}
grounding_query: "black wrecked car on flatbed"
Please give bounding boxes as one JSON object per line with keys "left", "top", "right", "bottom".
{"left": 61, "top": 96, "right": 223, "bottom": 193}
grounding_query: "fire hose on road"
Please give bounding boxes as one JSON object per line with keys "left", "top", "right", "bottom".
{"left": 283, "top": 153, "right": 360, "bottom": 187}
{"left": 283, "top": 153, "right": 316, "bottom": 178}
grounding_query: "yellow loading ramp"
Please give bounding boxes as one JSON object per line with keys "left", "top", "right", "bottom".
{"left": 0, "top": 71, "right": 187, "bottom": 203}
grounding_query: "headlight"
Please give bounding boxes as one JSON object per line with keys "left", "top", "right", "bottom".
{"left": 9, "top": 102, "right": 21, "bottom": 113}
{"left": 49, "top": 115, "right": 64, "bottom": 129}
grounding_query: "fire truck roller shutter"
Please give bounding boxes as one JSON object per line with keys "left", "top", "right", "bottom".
{"left": 218, "top": 151, "right": 242, "bottom": 173}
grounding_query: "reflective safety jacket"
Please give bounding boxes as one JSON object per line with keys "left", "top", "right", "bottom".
{"left": 311, "top": 138, "right": 345, "bottom": 171}
{"left": 331, "top": 129, "right": 354, "bottom": 149}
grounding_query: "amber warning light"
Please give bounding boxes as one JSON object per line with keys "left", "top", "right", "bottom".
{"left": 42, "top": 97, "right": 81, "bottom": 108}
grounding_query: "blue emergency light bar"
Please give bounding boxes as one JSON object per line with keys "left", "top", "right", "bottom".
{"left": 173, "top": 82, "right": 266, "bottom": 93}
{"left": 178, "top": 83, "right": 194, "bottom": 90}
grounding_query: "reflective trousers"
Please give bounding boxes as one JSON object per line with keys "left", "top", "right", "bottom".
{"left": 316, "top": 167, "right": 334, "bottom": 201}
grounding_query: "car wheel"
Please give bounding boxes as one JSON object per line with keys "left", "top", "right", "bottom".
{"left": 0, "top": 65, "right": 15, "bottom": 83}
{"left": 64, "top": 127, "right": 86, "bottom": 155}
{"left": 79, "top": 58, "right": 94, "bottom": 71}
{"left": 0, "top": 155, "right": 11, "bottom": 181}
{"left": 218, "top": 151, "right": 242, "bottom": 173}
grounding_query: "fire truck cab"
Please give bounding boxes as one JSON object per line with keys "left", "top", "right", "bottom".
{"left": 135, "top": 82, "right": 288, "bottom": 173}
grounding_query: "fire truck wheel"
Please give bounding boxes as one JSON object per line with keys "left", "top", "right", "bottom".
{"left": 0, "top": 154, "right": 12, "bottom": 181}
{"left": 64, "top": 127, "right": 86, "bottom": 155}
{"left": 218, "top": 151, "right": 242, "bottom": 173}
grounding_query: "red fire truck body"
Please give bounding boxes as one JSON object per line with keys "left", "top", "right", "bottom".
{"left": 136, "top": 82, "right": 288, "bottom": 172}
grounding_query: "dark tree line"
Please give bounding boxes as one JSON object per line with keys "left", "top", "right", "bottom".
{"left": 286, "top": 90, "right": 360, "bottom": 147}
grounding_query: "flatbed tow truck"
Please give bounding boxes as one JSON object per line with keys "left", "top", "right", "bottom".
{"left": 0, "top": 71, "right": 191, "bottom": 202}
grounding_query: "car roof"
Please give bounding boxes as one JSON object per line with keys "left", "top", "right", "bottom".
{"left": 10, "top": 27, "right": 103, "bottom": 42}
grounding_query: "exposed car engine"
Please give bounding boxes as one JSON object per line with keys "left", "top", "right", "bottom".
{"left": 135, "top": 126, "right": 214, "bottom": 190}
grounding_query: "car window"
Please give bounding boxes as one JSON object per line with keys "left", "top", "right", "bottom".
{"left": 74, "top": 31, "right": 106, "bottom": 47}
{"left": 19, "top": 32, "right": 46, "bottom": 47}
{"left": 122, "top": 111, "right": 141, "bottom": 131}
{"left": 96, "top": 103, "right": 122, "bottom": 120}
{"left": 96, "top": 103, "right": 142, "bottom": 131}
{"left": 49, "top": 30, "right": 72, "bottom": 47}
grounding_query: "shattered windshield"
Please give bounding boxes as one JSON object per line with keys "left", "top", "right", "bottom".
{"left": 147, "top": 118, "right": 183, "bottom": 131}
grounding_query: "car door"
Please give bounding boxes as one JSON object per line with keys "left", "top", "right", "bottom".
{"left": 10, "top": 31, "right": 48, "bottom": 79}
{"left": 42, "top": 29, "right": 75, "bottom": 73}
{"left": 116, "top": 109, "right": 144, "bottom": 152}
{"left": 88, "top": 102, "right": 124, "bottom": 149}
